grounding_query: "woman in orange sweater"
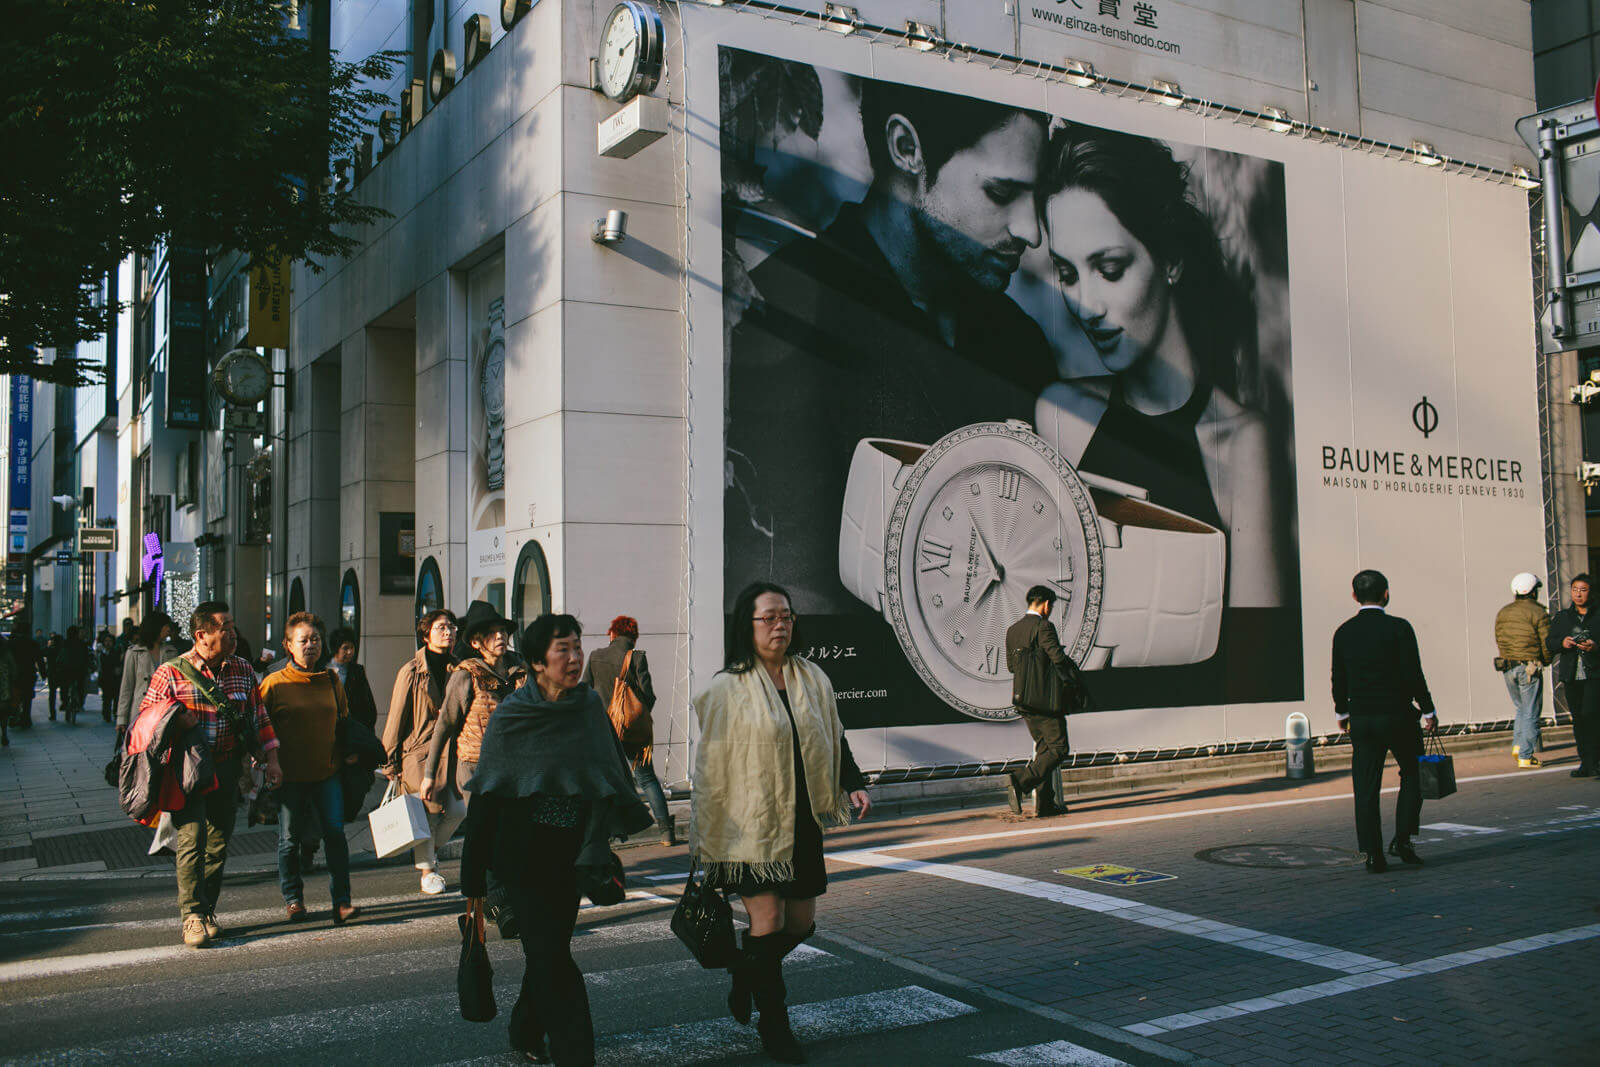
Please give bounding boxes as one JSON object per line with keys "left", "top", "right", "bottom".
{"left": 260, "top": 611, "right": 361, "bottom": 925}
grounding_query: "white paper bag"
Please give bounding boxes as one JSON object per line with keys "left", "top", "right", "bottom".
{"left": 148, "top": 811, "right": 176, "bottom": 856}
{"left": 368, "top": 780, "right": 431, "bottom": 858}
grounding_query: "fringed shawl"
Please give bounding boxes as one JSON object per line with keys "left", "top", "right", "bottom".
{"left": 690, "top": 656, "right": 851, "bottom": 886}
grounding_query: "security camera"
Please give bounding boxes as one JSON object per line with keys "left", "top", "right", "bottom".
{"left": 1570, "top": 379, "right": 1600, "bottom": 405}
{"left": 592, "top": 209, "right": 628, "bottom": 245}
{"left": 1580, "top": 462, "right": 1600, "bottom": 492}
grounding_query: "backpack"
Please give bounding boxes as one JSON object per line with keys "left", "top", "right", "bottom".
{"left": 606, "top": 650, "right": 651, "bottom": 745}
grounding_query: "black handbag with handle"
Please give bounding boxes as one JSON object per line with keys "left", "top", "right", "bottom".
{"left": 671, "top": 857, "right": 737, "bottom": 969}
{"left": 1419, "top": 727, "right": 1457, "bottom": 800}
{"left": 457, "top": 898, "right": 497, "bottom": 1022}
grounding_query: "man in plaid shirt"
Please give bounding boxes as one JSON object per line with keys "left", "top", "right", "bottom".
{"left": 138, "top": 601, "right": 282, "bottom": 948}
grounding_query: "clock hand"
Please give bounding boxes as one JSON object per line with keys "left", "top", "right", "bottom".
{"left": 968, "top": 509, "right": 1005, "bottom": 584}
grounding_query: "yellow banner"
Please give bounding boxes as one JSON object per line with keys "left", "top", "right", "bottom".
{"left": 245, "top": 256, "right": 290, "bottom": 349}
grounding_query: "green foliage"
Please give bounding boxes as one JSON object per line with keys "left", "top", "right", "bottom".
{"left": 0, "top": 0, "right": 400, "bottom": 384}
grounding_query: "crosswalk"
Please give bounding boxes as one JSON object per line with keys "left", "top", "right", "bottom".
{"left": 0, "top": 892, "right": 1138, "bottom": 1066}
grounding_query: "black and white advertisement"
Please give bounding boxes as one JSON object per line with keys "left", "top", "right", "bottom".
{"left": 719, "top": 47, "right": 1301, "bottom": 729}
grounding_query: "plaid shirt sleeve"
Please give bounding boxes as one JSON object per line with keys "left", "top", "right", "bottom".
{"left": 244, "top": 664, "right": 278, "bottom": 754}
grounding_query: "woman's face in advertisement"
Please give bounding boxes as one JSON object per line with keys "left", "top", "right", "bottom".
{"left": 1045, "top": 187, "right": 1174, "bottom": 375}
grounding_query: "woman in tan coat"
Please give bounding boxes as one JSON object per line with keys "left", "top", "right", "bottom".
{"left": 380, "top": 608, "right": 462, "bottom": 895}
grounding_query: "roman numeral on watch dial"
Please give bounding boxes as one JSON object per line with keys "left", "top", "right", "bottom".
{"left": 998, "top": 470, "right": 1021, "bottom": 501}
{"left": 980, "top": 643, "right": 1002, "bottom": 675}
{"left": 919, "top": 537, "right": 953, "bottom": 575}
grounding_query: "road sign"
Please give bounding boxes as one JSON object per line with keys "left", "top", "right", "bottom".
{"left": 54, "top": 549, "right": 73, "bottom": 566}
{"left": 77, "top": 528, "right": 117, "bottom": 553}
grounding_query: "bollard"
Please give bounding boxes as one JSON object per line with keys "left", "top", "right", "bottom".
{"left": 1285, "top": 711, "right": 1315, "bottom": 780}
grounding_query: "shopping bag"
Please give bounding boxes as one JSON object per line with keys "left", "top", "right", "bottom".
{"left": 367, "top": 779, "right": 431, "bottom": 858}
{"left": 147, "top": 811, "right": 176, "bottom": 856}
{"left": 671, "top": 857, "right": 737, "bottom": 969}
{"left": 1419, "top": 729, "right": 1456, "bottom": 800}
{"left": 457, "top": 898, "right": 497, "bottom": 1022}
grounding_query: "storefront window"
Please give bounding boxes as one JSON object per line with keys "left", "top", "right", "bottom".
{"left": 340, "top": 569, "right": 360, "bottom": 645}
{"left": 415, "top": 556, "right": 443, "bottom": 645}
{"left": 511, "top": 540, "right": 551, "bottom": 642}
{"left": 288, "top": 576, "right": 305, "bottom": 617}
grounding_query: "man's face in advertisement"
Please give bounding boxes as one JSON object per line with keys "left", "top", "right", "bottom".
{"left": 910, "top": 113, "right": 1044, "bottom": 294}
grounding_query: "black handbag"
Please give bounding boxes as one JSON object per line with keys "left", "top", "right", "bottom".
{"left": 671, "top": 858, "right": 737, "bottom": 969}
{"left": 1419, "top": 728, "right": 1457, "bottom": 800}
{"left": 457, "top": 898, "right": 497, "bottom": 1022}
{"left": 579, "top": 850, "right": 627, "bottom": 907}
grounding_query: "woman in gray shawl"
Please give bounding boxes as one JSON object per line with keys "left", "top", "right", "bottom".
{"left": 460, "top": 614, "right": 650, "bottom": 1066}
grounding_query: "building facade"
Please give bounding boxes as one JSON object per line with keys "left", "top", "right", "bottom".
{"left": 256, "top": 0, "right": 1555, "bottom": 784}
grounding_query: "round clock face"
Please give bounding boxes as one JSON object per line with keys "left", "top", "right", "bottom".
{"left": 884, "top": 423, "right": 1103, "bottom": 721}
{"left": 482, "top": 340, "right": 506, "bottom": 419}
{"left": 598, "top": 2, "right": 661, "bottom": 102}
{"left": 217, "top": 350, "right": 270, "bottom": 405}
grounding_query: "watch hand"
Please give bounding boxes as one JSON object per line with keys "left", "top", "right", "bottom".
{"left": 968, "top": 509, "right": 1005, "bottom": 584}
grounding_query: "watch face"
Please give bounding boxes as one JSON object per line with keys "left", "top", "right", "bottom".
{"left": 482, "top": 341, "right": 505, "bottom": 419}
{"left": 884, "top": 422, "right": 1103, "bottom": 721}
{"left": 599, "top": 4, "right": 642, "bottom": 100}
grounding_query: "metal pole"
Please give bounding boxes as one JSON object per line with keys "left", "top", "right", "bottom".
{"left": 1540, "top": 118, "right": 1572, "bottom": 343}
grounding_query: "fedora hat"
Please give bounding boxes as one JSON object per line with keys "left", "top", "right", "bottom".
{"left": 457, "top": 600, "right": 514, "bottom": 648}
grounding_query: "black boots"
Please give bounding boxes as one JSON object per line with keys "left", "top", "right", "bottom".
{"left": 727, "top": 926, "right": 813, "bottom": 1063}
{"left": 660, "top": 814, "right": 678, "bottom": 847}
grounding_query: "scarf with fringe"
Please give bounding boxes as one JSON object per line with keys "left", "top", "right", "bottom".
{"left": 690, "top": 656, "right": 850, "bottom": 886}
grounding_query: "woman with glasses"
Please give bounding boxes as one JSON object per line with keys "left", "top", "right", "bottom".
{"left": 381, "top": 608, "right": 463, "bottom": 895}
{"left": 691, "top": 581, "right": 871, "bottom": 1063}
{"left": 259, "top": 612, "right": 361, "bottom": 924}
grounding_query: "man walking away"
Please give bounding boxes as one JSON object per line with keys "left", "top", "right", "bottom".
{"left": 1547, "top": 573, "right": 1600, "bottom": 778}
{"left": 1496, "top": 572, "right": 1550, "bottom": 768}
{"left": 1331, "top": 570, "right": 1437, "bottom": 873}
{"left": 137, "top": 602, "right": 283, "bottom": 947}
{"left": 1004, "top": 585, "right": 1089, "bottom": 818}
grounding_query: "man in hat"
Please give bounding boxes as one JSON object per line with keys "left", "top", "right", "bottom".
{"left": 1496, "top": 572, "right": 1551, "bottom": 769}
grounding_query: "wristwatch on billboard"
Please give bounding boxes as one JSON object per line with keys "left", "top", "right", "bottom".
{"left": 482, "top": 298, "right": 507, "bottom": 491}
{"left": 838, "top": 420, "right": 1226, "bottom": 721}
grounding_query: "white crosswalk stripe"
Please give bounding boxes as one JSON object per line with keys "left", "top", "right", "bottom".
{"left": 975, "top": 1039, "right": 1130, "bottom": 1065}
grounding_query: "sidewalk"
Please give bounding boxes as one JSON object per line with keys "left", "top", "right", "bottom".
{"left": 0, "top": 687, "right": 390, "bottom": 881}
{"left": 0, "top": 684, "right": 1575, "bottom": 882}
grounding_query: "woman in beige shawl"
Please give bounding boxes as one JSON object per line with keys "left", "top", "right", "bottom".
{"left": 692, "top": 581, "right": 871, "bottom": 1064}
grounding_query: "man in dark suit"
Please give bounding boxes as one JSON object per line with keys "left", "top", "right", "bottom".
{"left": 1545, "top": 573, "right": 1600, "bottom": 777}
{"left": 1331, "top": 569, "right": 1438, "bottom": 873}
{"left": 1004, "top": 585, "right": 1086, "bottom": 818}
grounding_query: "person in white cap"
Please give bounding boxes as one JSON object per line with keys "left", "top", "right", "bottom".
{"left": 1495, "top": 572, "right": 1550, "bottom": 768}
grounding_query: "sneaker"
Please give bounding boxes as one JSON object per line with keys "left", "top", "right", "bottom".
{"left": 181, "top": 915, "right": 211, "bottom": 948}
{"left": 203, "top": 913, "right": 223, "bottom": 939}
{"left": 420, "top": 871, "right": 446, "bottom": 895}
{"left": 1518, "top": 757, "right": 1542, "bottom": 768}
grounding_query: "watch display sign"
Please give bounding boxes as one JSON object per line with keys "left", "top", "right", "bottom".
{"left": 466, "top": 258, "right": 507, "bottom": 601}
{"left": 717, "top": 48, "right": 1303, "bottom": 727}
{"left": 379, "top": 511, "right": 416, "bottom": 595}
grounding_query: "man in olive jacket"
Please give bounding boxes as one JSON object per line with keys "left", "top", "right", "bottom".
{"left": 1496, "top": 572, "right": 1551, "bottom": 768}
{"left": 1003, "top": 585, "right": 1086, "bottom": 819}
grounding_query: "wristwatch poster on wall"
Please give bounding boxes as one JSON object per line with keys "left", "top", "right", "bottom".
{"left": 719, "top": 48, "right": 1303, "bottom": 726}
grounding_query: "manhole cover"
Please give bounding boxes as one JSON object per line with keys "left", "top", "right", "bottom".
{"left": 1195, "top": 843, "right": 1360, "bottom": 869}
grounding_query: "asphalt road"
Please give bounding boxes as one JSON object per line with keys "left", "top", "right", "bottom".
{"left": 2, "top": 744, "right": 1597, "bottom": 1065}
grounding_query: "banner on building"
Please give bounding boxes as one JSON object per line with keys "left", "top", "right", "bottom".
{"left": 8, "top": 377, "right": 30, "bottom": 507}
{"left": 245, "top": 256, "right": 291, "bottom": 350}
{"left": 466, "top": 256, "right": 507, "bottom": 611}
{"left": 686, "top": 31, "right": 1542, "bottom": 767}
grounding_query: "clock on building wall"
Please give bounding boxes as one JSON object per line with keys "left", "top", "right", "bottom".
{"left": 597, "top": 2, "right": 664, "bottom": 103}
{"left": 213, "top": 348, "right": 272, "bottom": 407}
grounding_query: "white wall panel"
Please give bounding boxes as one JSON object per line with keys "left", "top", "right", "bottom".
{"left": 563, "top": 412, "right": 684, "bottom": 524}
{"left": 1355, "top": 1, "right": 1535, "bottom": 101}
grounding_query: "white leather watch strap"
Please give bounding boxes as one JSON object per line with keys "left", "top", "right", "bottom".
{"left": 1093, "top": 494, "right": 1225, "bottom": 668}
{"left": 840, "top": 439, "right": 926, "bottom": 611}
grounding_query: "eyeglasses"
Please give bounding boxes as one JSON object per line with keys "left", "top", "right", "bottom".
{"left": 753, "top": 612, "right": 797, "bottom": 627}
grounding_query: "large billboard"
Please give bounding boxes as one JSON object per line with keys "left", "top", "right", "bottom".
{"left": 685, "top": 27, "right": 1542, "bottom": 768}
{"left": 722, "top": 48, "right": 1300, "bottom": 731}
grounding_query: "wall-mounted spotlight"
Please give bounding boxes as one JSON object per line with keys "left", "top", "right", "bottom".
{"left": 1260, "top": 106, "right": 1293, "bottom": 133}
{"left": 1062, "top": 58, "right": 1098, "bottom": 89}
{"left": 1511, "top": 165, "right": 1539, "bottom": 190}
{"left": 1409, "top": 140, "right": 1443, "bottom": 167}
{"left": 905, "top": 20, "right": 946, "bottom": 52}
{"left": 823, "top": 4, "right": 861, "bottom": 34}
{"left": 1151, "top": 79, "right": 1183, "bottom": 106}
{"left": 1580, "top": 461, "right": 1600, "bottom": 494}
{"left": 592, "top": 209, "right": 629, "bottom": 245}
{"left": 1570, "top": 369, "right": 1600, "bottom": 405}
